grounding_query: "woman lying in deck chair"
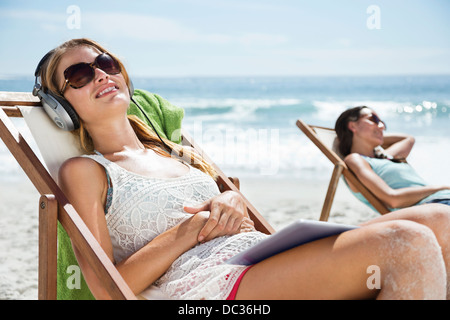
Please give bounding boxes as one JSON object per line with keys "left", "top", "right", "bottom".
{"left": 335, "top": 106, "right": 450, "bottom": 210}
{"left": 35, "top": 38, "right": 450, "bottom": 300}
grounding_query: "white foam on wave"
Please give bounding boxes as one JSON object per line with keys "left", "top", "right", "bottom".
{"left": 184, "top": 121, "right": 335, "bottom": 179}
{"left": 179, "top": 97, "right": 302, "bottom": 124}
{"left": 174, "top": 97, "right": 301, "bottom": 109}
{"left": 313, "top": 99, "right": 449, "bottom": 122}
{"left": 312, "top": 100, "right": 412, "bottom": 121}
{"left": 184, "top": 115, "right": 450, "bottom": 183}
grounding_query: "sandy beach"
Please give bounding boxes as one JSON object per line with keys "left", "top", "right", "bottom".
{"left": 0, "top": 169, "right": 379, "bottom": 300}
{"left": 0, "top": 177, "right": 40, "bottom": 300}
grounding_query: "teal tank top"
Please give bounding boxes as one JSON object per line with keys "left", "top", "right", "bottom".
{"left": 349, "top": 156, "right": 450, "bottom": 211}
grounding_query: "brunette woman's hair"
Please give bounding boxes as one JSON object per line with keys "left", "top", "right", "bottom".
{"left": 40, "top": 38, "right": 217, "bottom": 179}
{"left": 334, "top": 106, "right": 368, "bottom": 157}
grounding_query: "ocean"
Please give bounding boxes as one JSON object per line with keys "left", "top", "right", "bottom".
{"left": 1, "top": 75, "right": 449, "bottom": 184}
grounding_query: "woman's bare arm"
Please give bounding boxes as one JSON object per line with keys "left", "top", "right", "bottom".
{"left": 58, "top": 157, "right": 210, "bottom": 298}
{"left": 345, "top": 153, "right": 448, "bottom": 209}
{"left": 382, "top": 133, "right": 415, "bottom": 159}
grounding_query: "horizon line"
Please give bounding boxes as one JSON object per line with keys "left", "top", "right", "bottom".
{"left": 1, "top": 73, "right": 450, "bottom": 81}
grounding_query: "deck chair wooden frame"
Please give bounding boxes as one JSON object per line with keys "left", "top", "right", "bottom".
{"left": 0, "top": 91, "right": 274, "bottom": 300}
{"left": 296, "top": 118, "right": 389, "bottom": 221}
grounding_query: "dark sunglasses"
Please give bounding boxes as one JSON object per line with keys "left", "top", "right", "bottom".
{"left": 60, "top": 53, "right": 121, "bottom": 95}
{"left": 365, "top": 113, "right": 386, "bottom": 130}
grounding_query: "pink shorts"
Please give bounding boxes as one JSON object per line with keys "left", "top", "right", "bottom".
{"left": 226, "top": 266, "right": 252, "bottom": 300}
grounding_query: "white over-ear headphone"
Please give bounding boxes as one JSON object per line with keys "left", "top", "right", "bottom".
{"left": 32, "top": 49, "right": 81, "bottom": 131}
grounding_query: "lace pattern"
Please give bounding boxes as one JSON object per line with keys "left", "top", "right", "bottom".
{"left": 82, "top": 154, "right": 268, "bottom": 299}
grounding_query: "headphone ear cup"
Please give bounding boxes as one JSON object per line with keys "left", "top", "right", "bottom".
{"left": 33, "top": 48, "right": 80, "bottom": 131}
{"left": 52, "top": 94, "right": 80, "bottom": 130}
{"left": 39, "top": 90, "right": 80, "bottom": 131}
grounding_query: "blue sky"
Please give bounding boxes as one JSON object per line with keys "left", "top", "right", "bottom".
{"left": 0, "top": 0, "right": 449, "bottom": 77}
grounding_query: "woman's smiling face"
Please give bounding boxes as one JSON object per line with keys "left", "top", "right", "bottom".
{"left": 56, "top": 46, "right": 130, "bottom": 126}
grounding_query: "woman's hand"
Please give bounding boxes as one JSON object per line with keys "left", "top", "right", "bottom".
{"left": 383, "top": 133, "right": 415, "bottom": 159}
{"left": 239, "top": 216, "right": 255, "bottom": 233}
{"left": 184, "top": 191, "right": 250, "bottom": 242}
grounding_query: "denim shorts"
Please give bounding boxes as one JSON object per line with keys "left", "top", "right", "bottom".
{"left": 426, "top": 198, "right": 450, "bottom": 206}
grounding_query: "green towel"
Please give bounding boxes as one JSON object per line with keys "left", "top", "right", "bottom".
{"left": 128, "top": 89, "right": 184, "bottom": 144}
{"left": 56, "top": 90, "right": 184, "bottom": 300}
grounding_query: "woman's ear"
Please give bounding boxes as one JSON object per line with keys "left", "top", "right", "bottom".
{"left": 347, "top": 121, "right": 357, "bottom": 133}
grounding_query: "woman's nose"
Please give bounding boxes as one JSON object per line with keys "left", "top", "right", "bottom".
{"left": 94, "top": 67, "right": 109, "bottom": 83}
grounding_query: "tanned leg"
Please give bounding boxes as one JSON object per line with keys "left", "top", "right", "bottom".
{"left": 235, "top": 219, "right": 446, "bottom": 300}
{"left": 361, "top": 203, "right": 450, "bottom": 299}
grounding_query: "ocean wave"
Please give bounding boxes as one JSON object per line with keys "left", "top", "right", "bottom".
{"left": 175, "top": 97, "right": 304, "bottom": 124}
{"left": 312, "top": 100, "right": 414, "bottom": 120}
{"left": 177, "top": 97, "right": 449, "bottom": 119}
{"left": 188, "top": 128, "right": 450, "bottom": 182}
{"left": 173, "top": 97, "right": 302, "bottom": 110}
{"left": 309, "top": 99, "right": 450, "bottom": 130}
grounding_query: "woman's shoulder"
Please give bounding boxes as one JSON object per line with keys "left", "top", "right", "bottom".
{"left": 344, "top": 152, "right": 366, "bottom": 164}
{"left": 59, "top": 155, "right": 106, "bottom": 184}
{"left": 344, "top": 153, "right": 372, "bottom": 172}
{"left": 60, "top": 155, "right": 101, "bottom": 170}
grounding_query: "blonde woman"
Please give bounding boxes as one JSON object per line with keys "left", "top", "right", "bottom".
{"left": 36, "top": 38, "right": 449, "bottom": 300}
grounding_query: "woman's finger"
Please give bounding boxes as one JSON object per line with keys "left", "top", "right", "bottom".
{"left": 183, "top": 199, "right": 211, "bottom": 214}
{"left": 197, "top": 202, "right": 221, "bottom": 241}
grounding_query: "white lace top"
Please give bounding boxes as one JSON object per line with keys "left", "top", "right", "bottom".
{"left": 82, "top": 153, "right": 268, "bottom": 300}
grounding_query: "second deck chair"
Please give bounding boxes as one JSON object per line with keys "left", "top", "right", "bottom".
{"left": 0, "top": 90, "right": 274, "bottom": 300}
{"left": 296, "top": 119, "right": 389, "bottom": 221}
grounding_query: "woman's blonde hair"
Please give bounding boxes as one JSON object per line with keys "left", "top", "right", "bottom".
{"left": 39, "top": 38, "right": 217, "bottom": 179}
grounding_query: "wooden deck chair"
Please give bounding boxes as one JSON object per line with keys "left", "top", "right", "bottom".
{"left": 0, "top": 91, "right": 274, "bottom": 300}
{"left": 296, "top": 119, "right": 389, "bottom": 221}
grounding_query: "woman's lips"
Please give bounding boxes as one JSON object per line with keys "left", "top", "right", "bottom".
{"left": 96, "top": 84, "right": 118, "bottom": 98}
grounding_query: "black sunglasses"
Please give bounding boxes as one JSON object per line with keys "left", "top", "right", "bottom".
{"left": 60, "top": 53, "right": 121, "bottom": 94}
{"left": 364, "top": 113, "right": 386, "bottom": 130}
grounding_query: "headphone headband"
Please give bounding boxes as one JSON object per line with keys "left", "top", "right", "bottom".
{"left": 34, "top": 49, "right": 55, "bottom": 77}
